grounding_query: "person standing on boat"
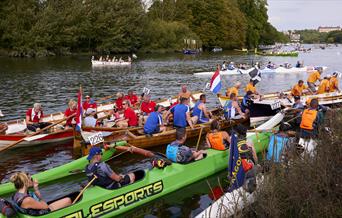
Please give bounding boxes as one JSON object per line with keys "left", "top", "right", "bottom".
{"left": 226, "top": 81, "right": 241, "bottom": 97}
{"left": 317, "top": 75, "right": 331, "bottom": 94}
{"left": 166, "top": 128, "right": 205, "bottom": 163}
{"left": 124, "top": 90, "right": 138, "bottom": 107}
{"left": 224, "top": 93, "right": 246, "bottom": 120}
{"left": 206, "top": 120, "right": 230, "bottom": 150}
{"left": 85, "top": 147, "right": 135, "bottom": 189}
{"left": 191, "top": 94, "right": 212, "bottom": 124}
{"left": 245, "top": 79, "right": 259, "bottom": 95}
{"left": 291, "top": 80, "right": 312, "bottom": 96}
{"left": 10, "top": 172, "right": 71, "bottom": 215}
{"left": 64, "top": 99, "right": 77, "bottom": 129}
{"left": 329, "top": 72, "right": 340, "bottom": 92}
{"left": 178, "top": 85, "right": 196, "bottom": 102}
{"left": 300, "top": 98, "right": 326, "bottom": 138}
{"left": 83, "top": 95, "right": 97, "bottom": 112}
{"left": 165, "top": 97, "right": 194, "bottom": 130}
{"left": 144, "top": 105, "right": 167, "bottom": 135}
{"left": 25, "top": 103, "right": 51, "bottom": 132}
{"left": 307, "top": 69, "right": 322, "bottom": 93}
{"left": 139, "top": 94, "right": 156, "bottom": 126}
{"left": 116, "top": 100, "right": 138, "bottom": 127}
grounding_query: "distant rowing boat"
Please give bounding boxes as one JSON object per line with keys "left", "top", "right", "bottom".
{"left": 91, "top": 60, "right": 131, "bottom": 66}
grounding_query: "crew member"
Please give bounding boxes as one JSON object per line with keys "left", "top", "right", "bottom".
{"left": 227, "top": 62, "right": 235, "bottom": 70}
{"left": 317, "top": 75, "right": 330, "bottom": 94}
{"left": 25, "top": 103, "right": 51, "bottom": 132}
{"left": 84, "top": 108, "right": 98, "bottom": 127}
{"left": 124, "top": 90, "right": 138, "bottom": 107}
{"left": 241, "top": 91, "right": 253, "bottom": 115}
{"left": 226, "top": 81, "right": 241, "bottom": 97}
{"left": 191, "top": 94, "right": 212, "bottom": 124}
{"left": 85, "top": 147, "right": 135, "bottom": 189}
{"left": 165, "top": 97, "right": 194, "bottom": 130}
{"left": 223, "top": 93, "right": 245, "bottom": 120}
{"left": 83, "top": 95, "right": 97, "bottom": 111}
{"left": 139, "top": 95, "right": 156, "bottom": 126}
{"left": 307, "top": 68, "right": 322, "bottom": 93}
{"left": 64, "top": 99, "right": 77, "bottom": 128}
{"left": 291, "top": 80, "right": 311, "bottom": 96}
{"left": 166, "top": 128, "right": 205, "bottom": 163}
{"left": 245, "top": 79, "right": 258, "bottom": 95}
{"left": 329, "top": 72, "right": 340, "bottom": 92}
{"left": 205, "top": 120, "right": 230, "bottom": 150}
{"left": 116, "top": 100, "right": 138, "bottom": 127}
{"left": 221, "top": 61, "right": 227, "bottom": 71}
{"left": 144, "top": 105, "right": 167, "bottom": 135}
{"left": 178, "top": 85, "right": 196, "bottom": 102}
{"left": 10, "top": 172, "right": 71, "bottom": 215}
{"left": 115, "top": 92, "right": 125, "bottom": 110}
{"left": 300, "top": 98, "right": 326, "bottom": 138}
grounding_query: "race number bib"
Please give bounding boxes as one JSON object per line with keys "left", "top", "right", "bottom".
{"left": 88, "top": 132, "right": 104, "bottom": 146}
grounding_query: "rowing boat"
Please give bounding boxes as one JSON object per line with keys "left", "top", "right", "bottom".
{"left": 91, "top": 60, "right": 131, "bottom": 66}
{"left": 256, "top": 51, "right": 299, "bottom": 57}
{"left": 0, "top": 132, "right": 271, "bottom": 218}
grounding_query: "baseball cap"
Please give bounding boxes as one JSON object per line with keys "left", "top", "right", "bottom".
{"left": 87, "top": 146, "right": 102, "bottom": 160}
{"left": 86, "top": 108, "right": 96, "bottom": 115}
{"left": 294, "top": 96, "right": 300, "bottom": 100}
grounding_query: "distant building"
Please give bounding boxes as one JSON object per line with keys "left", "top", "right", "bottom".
{"left": 318, "top": 26, "right": 341, "bottom": 33}
{"left": 290, "top": 33, "right": 301, "bottom": 42}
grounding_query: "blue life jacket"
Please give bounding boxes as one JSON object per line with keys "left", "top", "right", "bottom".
{"left": 166, "top": 142, "right": 180, "bottom": 162}
{"left": 12, "top": 192, "right": 50, "bottom": 216}
{"left": 223, "top": 100, "right": 233, "bottom": 119}
{"left": 267, "top": 134, "right": 288, "bottom": 162}
{"left": 85, "top": 162, "right": 114, "bottom": 188}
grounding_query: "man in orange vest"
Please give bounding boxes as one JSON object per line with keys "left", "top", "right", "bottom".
{"left": 329, "top": 72, "right": 340, "bottom": 92}
{"left": 307, "top": 68, "right": 322, "bottom": 93}
{"left": 291, "top": 80, "right": 312, "bottom": 96}
{"left": 206, "top": 119, "right": 230, "bottom": 150}
{"left": 300, "top": 98, "right": 326, "bottom": 138}
{"left": 317, "top": 75, "right": 331, "bottom": 94}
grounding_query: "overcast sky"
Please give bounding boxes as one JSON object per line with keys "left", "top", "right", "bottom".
{"left": 267, "top": 0, "right": 342, "bottom": 30}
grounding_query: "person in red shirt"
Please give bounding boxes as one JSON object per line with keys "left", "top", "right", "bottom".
{"left": 116, "top": 100, "right": 138, "bottom": 127}
{"left": 115, "top": 92, "right": 125, "bottom": 111}
{"left": 64, "top": 99, "right": 77, "bottom": 128}
{"left": 82, "top": 95, "right": 97, "bottom": 111}
{"left": 25, "top": 103, "right": 51, "bottom": 132}
{"left": 139, "top": 95, "right": 156, "bottom": 126}
{"left": 124, "top": 90, "right": 139, "bottom": 107}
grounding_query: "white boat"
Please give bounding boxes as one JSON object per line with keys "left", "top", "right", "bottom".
{"left": 91, "top": 60, "right": 131, "bottom": 66}
{"left": 194, "top": 68, "right": 255, "bottom": 76}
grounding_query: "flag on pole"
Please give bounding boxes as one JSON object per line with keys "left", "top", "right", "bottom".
{"left": 209, "top": 68, "right": 222, "bottom": 94}
{"left": 75, "top": 87, "right": 83, "bottom": 132}
{"left": 249, "top": 67, "right": 262, "bottom": 85}
{"left": 227, "top": 133, "right": 245, "bottom": 192}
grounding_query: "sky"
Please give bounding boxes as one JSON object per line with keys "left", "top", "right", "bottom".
{"left": 267, "top": 0, "right": 342, "bottom": 30}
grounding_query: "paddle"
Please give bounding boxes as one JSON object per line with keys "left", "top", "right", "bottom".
{"left": 0, "top": 114, "right": 75, "bottom": 152}
{"left": 195, "top": 126, "right": 204, "bottom": 151}
{"left": 73, "top": 175, "right": 97, "bottom": 204}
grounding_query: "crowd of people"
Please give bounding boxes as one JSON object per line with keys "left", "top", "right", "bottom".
{"left": 92, "top": 55, "right": 131, "bottom": 63}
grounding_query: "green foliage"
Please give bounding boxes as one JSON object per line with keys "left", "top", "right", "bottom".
{"left": 326, "top": 31, "right": 342, "bottom": 43}
{"left": 295, "top": 30, "right": 328, "bottom": 44}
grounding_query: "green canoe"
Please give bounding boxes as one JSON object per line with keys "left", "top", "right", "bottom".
{"left": 1, "top": 132, "right": 271, "bottom": 218}
{"left": 256, "top": 51, "right": 299, "bottom": 57}
{"left": 0, "top": 141, "right": 127, "bottom": 196}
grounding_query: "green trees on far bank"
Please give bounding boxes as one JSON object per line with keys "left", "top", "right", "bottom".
{"left": 0, "top": 0, "right": 287, "bottom": 57}
{"left": 294, "top": 29, "right": 342, "bottom": 44}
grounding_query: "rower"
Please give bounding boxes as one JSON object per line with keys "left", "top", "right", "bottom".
{"left": 317, "top": 75, "right": 330, "bottom": 94}
{"left": 139, "top": 95, "right": 156, "bottom": 126}
{"left": 241, "top": 91, "right": 253, "bottom": 115}
{"left": 221, "top": 61, "right": 227, "bottom": 71}
{"left": 245, "top": 79, "right": 259, "bottom": 95}
{"left": 115, "top": 92, "right": 125, "bottom": 110}
{"left": 116, "top": 100, "right": 138, "bottom": 128}
{"left": 10, "top": 172, "right": 71, "bottom": 215}
{"left": 64, "top": 99, "right": 77, "bottom": 129}
{"left": 178, "top": 85, "right": 196, "bottom": 102}
{"left": 223, "top": 93, "right": 246, "bottom": 120}
{"left": 143, "top": 105, "right": 167, "bottom": 135}
{"left": 25, "top": 103, "right": 51, "bottom": 132}
{"left": 83, "top": 95, "right": 97, "bottom": 112}
{"left": 85, "top": 147, "right": 135, "bottom": 189}
{"left": 191, "top": 94, "right": 212, "bottom": 124}
{"left": 205, "top": 119, "right": 230, "bottom": 150}
{"left": 124, "top": 90, "right": 138, "bottom": 107}
{"left": 165, "top": 97, "right": 194, "bottom": 130}
{"left": 166, "top": 128, "right": 205, "bottom": 163}
{"left": 291, "top": 80, "right": 311, "bottom": 96}
{"left": 329, "top": 72, "right": 340, "bottom": 92}
{"left": 307, "top": 68, "right": 322, "bottom": 93}
{"left": 226, "top": 81, "right": 241, "bottom": 97}
{"left": 227, "top": 62, "right": 235, "bottom": 70}
{"left": 84, "top": 108, "right": 98, "bottom": 127}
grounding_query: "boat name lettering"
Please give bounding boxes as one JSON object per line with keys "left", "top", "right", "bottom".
{"left": 88, "top": 180, "right": 163, "bottom": 217}
{"left": 230, "top": 158, "right": 242, "bottom": 185}
{"left": 88, "top": 132, "right": 104, "bottom": 146}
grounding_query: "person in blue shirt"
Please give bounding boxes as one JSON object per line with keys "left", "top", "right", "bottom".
{"left": 144, "top": 105, "right": 166, "bottom": 135}
{"left": 227, "top": 62, "right": 235, "bottom": 70}
{"left": 241, "top": 91, "right": 253, "bottom": 115}
{"left": 191, "top": 94, "right": 212, "bottom": 124}
{"left": 165, "top": 97, "right": 194, "bottom": 130}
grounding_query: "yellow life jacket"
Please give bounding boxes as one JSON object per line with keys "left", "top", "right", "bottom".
{"left": 208, "top": 132, "right": 226, "bottom": 150}
{"left": 300, "top": 109, "right": 318, "bottom": 130}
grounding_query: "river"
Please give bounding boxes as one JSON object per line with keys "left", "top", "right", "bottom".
{"left": 0, "top": 45, "right": 341, "bottom": 217}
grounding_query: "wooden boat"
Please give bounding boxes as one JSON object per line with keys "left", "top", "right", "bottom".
{"left": 91, "top": 60, "right": 131, "bottom": 66}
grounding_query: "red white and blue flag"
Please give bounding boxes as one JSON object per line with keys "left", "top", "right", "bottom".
{"left": 75, "top": 87, "right": 83, "bottom": 132}
{"left": 210, "top": 68, "right": 222, "bottom": 94}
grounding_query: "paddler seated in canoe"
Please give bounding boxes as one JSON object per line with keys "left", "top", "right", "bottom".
{"left": 64, "top": 99, "right": 77, "bottom": 129}
{"left": 85, "top": 147, "right": 135, "bottom": 189}
{"left": 116, "top": 100, "right": 138, "bottom": 128}
{"left": 307, "top": 68, "right": 322, "bottom": 93}
{"left": 10, "top": 172, "right": 71, "bottom": 215}
{"left": 25, "top": 103, "right": 51, "bottom": 132}
{"left": 226, "top": 81, "right": 241, "bottom": 97}
{"left": 166, "top": 128, "right": 205, "bottom": 163}
{"left": 143, "top": 104, "right": 166, "bottom": 135}
{"left": 245, "top": 79, "right": 259, "bottom": 96}
{"left": 165, "top": 97, "right": 194, "bottom": 130}
{"left": 205, "top": 119, "right": 230, "bottom": 150}
{"left": 178, "top": 84, "right": 196, "bottom": 102}
{"left": 329, "top": 72, "right": 340, "bottom": 92}
{"left": 84, "top": 108, "right": 99, "bottom": 127}
{"left": 191, "top": 94, "right": 212, "bottom": 124}
{"left": 291, "top": 80, "right": 312, "bottom": 96}
{"left": 223, "top": 93, "right": 246, "bottom": 120}
{"left": 124, "top": 90, "right": 139, "bottom": 107}
{"left": 317, "top": 75, "right": 331, "bottom": 94}
{"left": 139, "top": 94, "right": 156, "bottom": 126}
{"left": 83, "top": 95, "right": 97, "bottom": 112}
{"left": 115, "top": 92, "right": 125, "bottom": 110}
{"left": 227, "top": 62, "right": 235, "bottom": 70}
{"left": 241, "top": 91, "right": 253, "bottom": 115}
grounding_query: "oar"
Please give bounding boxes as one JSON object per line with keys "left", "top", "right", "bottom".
{"left": 195, "top": 126, "right": 204, "bottom": 151}
{"left": 0, "top": 114, "right": 75, "bottom": 152}
{"left": 72, "top": 175, "right": 97, "bottom": 204}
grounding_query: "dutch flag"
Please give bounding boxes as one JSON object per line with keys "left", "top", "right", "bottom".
{"left": 75, "top": 87, "right": 83, "bottom": 132}
{"left": 210, "top": 67, "right": 222, "bottom": 94}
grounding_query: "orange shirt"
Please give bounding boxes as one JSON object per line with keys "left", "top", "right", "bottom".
{"left": 291, "top": 84, "right": 307, "bottom": 96}
{"left": 307, "top": 71, "right": 320, "bottom": 83}
{"left": 226, "top": 87, "right": 238, "bottom": 97}
{"left": 329, "top": 77, "right": 338, "bottom": 92}
{"left": 245, "top": 83, "right": 256, "bottom": 93}
{"left": 317, "top": 79, "right": 330, "bottom": 94}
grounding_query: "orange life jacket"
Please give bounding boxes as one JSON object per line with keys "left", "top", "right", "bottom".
{"left": 208, "top": 132, "right": 226, "bottom": 150}
{"left": 300, "top": 109, "right": 318, "bottom": 130}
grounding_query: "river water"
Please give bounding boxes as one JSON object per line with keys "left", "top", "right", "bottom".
{"left": 0, "top": 45, "right": 341, "bottom": 217}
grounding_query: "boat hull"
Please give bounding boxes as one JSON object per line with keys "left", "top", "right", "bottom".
{"left": 91, "top": 60, "right": 131, "bottom": 66}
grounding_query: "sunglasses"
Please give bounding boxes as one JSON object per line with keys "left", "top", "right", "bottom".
{"left": 122, "top": 103, "right": 127, "bottom": 105}
{"left": 96, "top": 152, "right": 103, "bottom": 155}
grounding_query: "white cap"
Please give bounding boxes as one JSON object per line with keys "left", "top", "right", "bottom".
{"left": 86, "top": 108, "right": 96, "bottom": 115}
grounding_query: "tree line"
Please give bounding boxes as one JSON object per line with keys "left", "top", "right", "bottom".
{"left": 0, "top": 0, "right": 287, "bottom": 57}
{"left": 294, "top": 29, "right": 342, "bottom": 44}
